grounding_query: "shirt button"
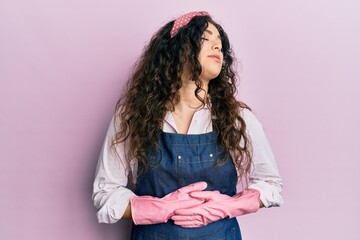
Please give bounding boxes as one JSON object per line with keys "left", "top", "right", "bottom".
{"left": 178, "top": 155, "right": 182, "bottom": 160}
{"left": 209, "top": 153, "right": 213, "bottom": 158}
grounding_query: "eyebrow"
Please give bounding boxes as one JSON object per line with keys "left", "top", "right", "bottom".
{"left": 204, "top": 29, "right": 221, "bottom": 40}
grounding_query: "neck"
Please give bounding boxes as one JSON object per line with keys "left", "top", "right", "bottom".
{"left": 177, "top": 73, "right": 208, "bottom": 110}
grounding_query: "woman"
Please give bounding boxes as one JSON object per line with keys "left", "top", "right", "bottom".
{"left": 93, "top": 11, "right": 283, "bottom": 239}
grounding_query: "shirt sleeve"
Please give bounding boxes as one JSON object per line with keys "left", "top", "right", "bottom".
{"left": 241, "top": 108, "right": 284, "bottom": 208}
{"left": 92, "top": 116, "right": 136, "bottom": 223}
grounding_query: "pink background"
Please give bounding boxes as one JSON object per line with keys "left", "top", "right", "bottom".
{"left": 1, "top": 0, "right": 359, "bottom": 239}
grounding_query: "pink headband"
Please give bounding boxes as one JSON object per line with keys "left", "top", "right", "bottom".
{"left": 170, "top": 11, "right": 209, "bottom": 38}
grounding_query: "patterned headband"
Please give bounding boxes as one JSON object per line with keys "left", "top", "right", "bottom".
{"left": 170, "top": 11, "right": 209, "bottom": 38}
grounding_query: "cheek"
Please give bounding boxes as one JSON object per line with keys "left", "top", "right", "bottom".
{"left": 198, "top": 53, "right": 207, "bottom": 67}
{"left": 198, "top": 46, "right": 207, "bottom": 59}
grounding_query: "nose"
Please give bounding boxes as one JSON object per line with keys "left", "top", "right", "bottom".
{"left": 212, "top": 41, "right": 222, "bottom": 52}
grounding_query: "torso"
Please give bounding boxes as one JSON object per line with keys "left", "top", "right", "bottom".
{"left": 172, "top": 107, "right": 199, "bottom": 134}
{"left": 132, "top": 130, "right": 240, "bottom": 240}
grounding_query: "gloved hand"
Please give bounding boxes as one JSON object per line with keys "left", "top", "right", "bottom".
{"left": 130, "top": 181, "right": 208, "bottom": 225}
{"left": 171, "top": 189, "right": 260, "bottom": 228}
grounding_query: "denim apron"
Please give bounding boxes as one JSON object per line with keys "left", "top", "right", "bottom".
{"left": 131, "top": 131, "right": 241, "bottom": 240}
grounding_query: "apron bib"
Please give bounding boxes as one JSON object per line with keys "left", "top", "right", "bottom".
{"left": 131, "top": 131, "right": 241, "bottom": 240}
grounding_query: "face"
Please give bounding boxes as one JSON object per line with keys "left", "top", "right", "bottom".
{"left": 198, "top": 23, "right": 223, "bottom": 82}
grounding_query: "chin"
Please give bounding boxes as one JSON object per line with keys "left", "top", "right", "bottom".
{"left": 203, "top": 70, "right": 221, "bottom": 79}
{"left": 201, "top": 75, "right": 220, "bottom": 84}
{"left": 207, "top": 71, "right": 222, "bottom": 80}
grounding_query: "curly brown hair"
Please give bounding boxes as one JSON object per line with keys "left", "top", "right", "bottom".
{"left": 112, "top": 15, "right": 253, "bottom": 186}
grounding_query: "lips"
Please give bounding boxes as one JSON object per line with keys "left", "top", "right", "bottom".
{"left": 208, "top": 54, "right": 221, "bottom": 62}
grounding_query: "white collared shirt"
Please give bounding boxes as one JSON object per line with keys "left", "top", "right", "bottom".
{"left": 92, "top": 107, "right": 284, "bottom": 223}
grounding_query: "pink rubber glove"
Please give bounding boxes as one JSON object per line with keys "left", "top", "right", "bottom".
{"left": 130, "top": 182, "right": 208, "bottom": 225}
{"left": 171, "top": 189, "right": 260, "bottom": 228}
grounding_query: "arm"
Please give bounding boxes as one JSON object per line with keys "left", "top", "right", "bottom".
{"left": 242, "top": 108, "right": 284, "bottom": 208}
{"left": 92, "top": 116, "right": 136, "bottom": 224}
{"left": 93, "top": 116, "right": 208, "bottom": 224}
{"left": 170, "top": 109, "right": 282, "bottom": 228}
{"left": 122, "top": 203, "right": 132, "bottom": 219}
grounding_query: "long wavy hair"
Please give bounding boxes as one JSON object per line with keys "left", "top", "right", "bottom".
{"left": 112, "top": 15, "right": 253, "bottom": 186}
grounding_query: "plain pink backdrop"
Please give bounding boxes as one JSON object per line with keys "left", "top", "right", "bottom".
{"left": 1, "top": 0, "right": 359, "bottom": 239}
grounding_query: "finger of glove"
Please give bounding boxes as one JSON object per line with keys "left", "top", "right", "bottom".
{"left": 174, "top": 206, "right": 226, "bottom": 220}
{"left": 189, "top": 190, "right": 228, "bottom": 201}
{"left": 168, "top": 198, "right": 205, "bottom": 212}
{"left": 171, "top": 214, "right": 198, "bottom": 222}
{"left": 173, "top": 220, "right": 205, "bottom": 228}
{"left": 173, "top": 219, "right": 205, "bottom": 228}
{"left": 181, "top": 224, "right": 205, "bottom": 228}
{"left": 172, "top": 214, "right": 205, "bottom": 228}
{"left": 172, "top": 212, "right": 212, "bottom": 228}
{"left": 163, "top": 182, "right": 207, "bottom": 201}
{"left": 174, "top": 205, "right": 210, "bottom": 216}
{"left": 177, "top": 181, "right": 208, "bottom": 194}
{"left": 165, "top": 198, "right": 205, "bottom": 220}
{"left": 172, "top": 208, "right": 224, "bottom": 227}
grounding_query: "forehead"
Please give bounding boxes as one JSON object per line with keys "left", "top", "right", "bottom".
{"left": 203, "top": 23, "right": 221, "bottom": 38}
